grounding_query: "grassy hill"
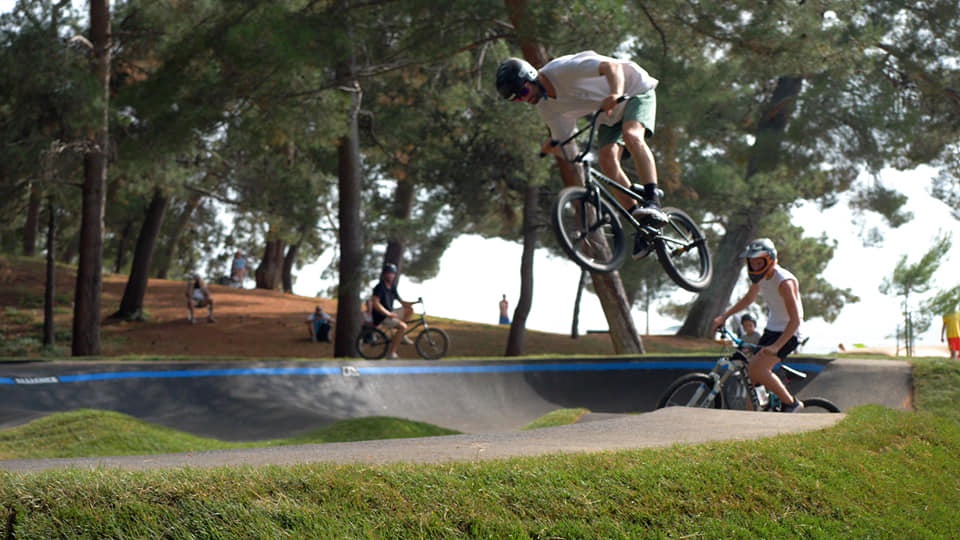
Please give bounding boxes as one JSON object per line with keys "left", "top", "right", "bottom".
{"left": 3, "top": 255, "right": 960, "bottom": 537}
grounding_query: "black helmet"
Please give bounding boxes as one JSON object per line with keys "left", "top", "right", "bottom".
{"left": 496, "top": 57, "right": 538, "bottom": 100}
{"left": 741, "top": 238, "right": 777, "bottom": 284}
{"left": 382, "top": 262, "right": 398, "bottom": 274}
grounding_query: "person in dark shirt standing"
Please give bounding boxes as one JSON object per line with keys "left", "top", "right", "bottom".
{"left": 371, "top": 263, "right": 413, "bottom": 359}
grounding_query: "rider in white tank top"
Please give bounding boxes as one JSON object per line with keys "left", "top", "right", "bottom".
{"left": 757, "top": 266, "right": 803, "bottom": 334}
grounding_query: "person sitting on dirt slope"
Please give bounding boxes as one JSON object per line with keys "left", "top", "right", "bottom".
{"left": 307, "top": 305, "right": 333, "bottom": 343}
{"left": 186, "top": 274, "right": 215, "bottom": 324}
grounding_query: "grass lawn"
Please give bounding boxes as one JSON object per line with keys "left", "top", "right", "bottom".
{"left": 0, "top": 358, "right": 957, "bottom": 538}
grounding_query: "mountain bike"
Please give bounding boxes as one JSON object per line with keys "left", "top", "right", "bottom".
{"left": 355, "top": 297, "right": 449, "bottom": 360}
{"left": 549, "top": 97, "right": 712, "bottom": 292}
{"left": 657, "top": 327, "right": 841, "bottom": 412}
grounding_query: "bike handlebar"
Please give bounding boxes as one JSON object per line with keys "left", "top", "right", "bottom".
{"left": 538, "top": 95, "right": 628, "bottom": 159}
{"left": 717, "top": 326, "right": 760, "bottom": 352}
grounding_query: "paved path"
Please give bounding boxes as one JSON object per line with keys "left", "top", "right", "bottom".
{"left": 0, "top": 357, "right": 911, "bottom": 472}
{"left": 0, "top": 408, "right": 843, "bottom": 472}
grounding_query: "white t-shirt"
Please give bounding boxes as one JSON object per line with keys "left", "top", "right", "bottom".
{"left": 308, "top": 311, "right": 331, "bottom": 323}
{"left": 191, "top": 287, "right": 206, "bottom": 302}
{"left": 757, "top": 266, "right": 804, "bottom": 333}
{"left": 537, "top": 51, "right": 659, "bottom": 141}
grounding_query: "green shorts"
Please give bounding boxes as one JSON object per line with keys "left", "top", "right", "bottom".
{"left": 597, "top": 90, "right": 657, "bottom": 148}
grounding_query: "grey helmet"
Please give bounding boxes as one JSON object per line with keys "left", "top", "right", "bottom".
{"left": 496, "top": 57, "right": 538, "bottom": 100}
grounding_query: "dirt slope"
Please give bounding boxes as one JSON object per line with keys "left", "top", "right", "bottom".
{"left": 1, "top": 256, "right": 714, "bottom": 359}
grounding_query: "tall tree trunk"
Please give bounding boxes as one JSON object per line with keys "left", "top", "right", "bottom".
{"left": 112, "top": 218, "right": 135, "bottom": 273}
{"left": 678, "top": 76, "right": 803, "bottom": 338}
{"left": 332, "top": 1, "right": 364, "bottom": 358}
{"left": 154, "top": 194, "right": 201, "bottom": 279}
{"left": 72, "top": 0, "right": 110, "bottom": 356}
{"left": 505, "top": 0, "right": 643, "bottom": 354}
{"left": 678, "top": 212, "right": 757, "bottom": 337}
{"left": 334, "top": 81, "right": 364, "bottom": 358}
{"left": 281, "top": 232, "right": 303, "bottom": 294}
{"left": 23, "top": 182, "right": 41, "bottom": 257}
{"left": 384, "top": 179, "right": 415, "bottom": 266}
{"left": 255, "top": 235, "right": 286, "bottom": 290}
{"left": 571, "top": 269, "right": 588, "bottom": 338}
{"left": 505, "top": 183, "right": 538, "bottom": 356}
{"left": 114, "top": 188, "right": 168, "bottom": 320}
{"left": 43, "top": 198, "right": 57, "bottom": 347}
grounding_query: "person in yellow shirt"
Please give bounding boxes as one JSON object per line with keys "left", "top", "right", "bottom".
{"left": 942, "top": 311, "right": 960, "bottom": 360}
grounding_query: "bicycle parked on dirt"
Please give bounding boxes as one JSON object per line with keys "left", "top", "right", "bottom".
{"left": 550, "top": 98, "right": 712, "bottom": 292}
{"left": 355, "top": 297, "right": 449, "bottom": 360}
{"left": 657, "top": 327, "right": 841, "bottom": 413}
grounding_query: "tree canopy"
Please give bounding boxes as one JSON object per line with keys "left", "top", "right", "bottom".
{"left": 2, "top": 0, "right": 959, "bottom": 356}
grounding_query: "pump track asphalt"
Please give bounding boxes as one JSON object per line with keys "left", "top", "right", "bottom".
{"left": 0, "top": 356, "right": 912, "bottom": 472}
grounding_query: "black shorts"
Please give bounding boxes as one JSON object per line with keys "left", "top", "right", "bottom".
{"left": 758, "top": 330, "right": 799, "bottom": 360}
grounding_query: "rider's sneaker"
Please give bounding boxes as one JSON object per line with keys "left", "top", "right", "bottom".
{"left": 632, "top": 234, "right": 653, "bottom": 259}
{"left": 401, "top": 335, "right": 414, "bottom": 345}
{"left": 631, "top": 200, "right": 668, "bottom": 226}
{"left": 782, "top": 400, "right": 804, "bottom": 413}
{"left": 386, "top": 352, "right": 399, "bottom": 360}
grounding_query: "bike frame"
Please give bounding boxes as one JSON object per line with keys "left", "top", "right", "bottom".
{"left": 554, "top": 105, "right": 679, "bottom": 243}
{"left": 688, "top": 328, "right": 810, "bottom": 411}
{"left": 396, "top": 298, "right": 430, "bottom": 337}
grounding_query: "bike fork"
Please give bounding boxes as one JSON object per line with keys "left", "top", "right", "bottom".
{"left": 689, "top": 374, "right": 722, "bottom": 407}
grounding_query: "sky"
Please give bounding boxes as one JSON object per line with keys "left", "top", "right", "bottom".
{"left": 291, "top": 165, "right": 960, "bottom": 356}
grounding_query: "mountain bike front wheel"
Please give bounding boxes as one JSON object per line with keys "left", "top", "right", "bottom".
{"left": 656, "top": 373, "right": 723, "bottom": 409}
{"left": 415, "top": 328, "right": 449, "bottom": 360}
{"left": 654, "top": 207, "right": 713, "bottom": 292}
{"left": 553, "top": 187, "right": 627, "bottom": 273}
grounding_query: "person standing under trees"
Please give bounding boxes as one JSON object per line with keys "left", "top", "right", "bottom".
{"left": 499, "top": 294, "right": 511, "bottom": 325}
{"left": 231, "top": 251, "right": 247, "bottom": 286}
{"left": 495, "top": 51, "right": 668, "bottom": 257}
{"left": 712, "top": 238, "right": 806, "bottom": 413}
{"left": 942, "top": 310, "right": 960, "bottom": 360}
{"left": 371, "top": 263, "right": 414, "bottom": 360}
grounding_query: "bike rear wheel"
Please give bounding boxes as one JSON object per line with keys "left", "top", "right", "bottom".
{"left": 797, "top": 397, "right": 842, "bottom": 413}
{"left": 553, "top": 186, "right": 627, "bottom": 273}
{"left": 657, "top": 373, "right": 723, "bottom": 409}
{"left": 654, "top": 207, "right": 712, "bottom": 292}
{"left": 355, "top": 326, "right": 388, "bottom": 360}
{"left": 415, "top": 328, "right": 449, "bottom": 360}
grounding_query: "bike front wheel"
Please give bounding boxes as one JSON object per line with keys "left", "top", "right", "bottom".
{"left": 415, "top": 328, "right": 449, "bottom": 360}
{"left": 797, "top": 397, "right": 842, "bottom": 413}
{"left": 657, "top": 373, "right": 723, "bottom": 409}
{"left": 355, "top": 326, "right": 388, "bottom": 360}
{"left": 654, "top": 207, "right": 713, "bottom": 292}
{"left": 553, "top": 186, "right": 627, "bottom": 273}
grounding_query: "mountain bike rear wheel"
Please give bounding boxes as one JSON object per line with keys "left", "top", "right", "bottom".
{"left": 657, "top": 373, "right": 723, "bottom": 409}
{"left": 553, "top": 186, "right": 627, "bottom": 273}
{"left": 415, "top": 328, "right": 449, "bottom": 360}
{"left": 654, "top": 207, "right": 712, "bottom": 292}
{"left": 796, "top": 397, "right": 842, "bottom": 413}
{"left": 355, "top": 326, "right": 388, "bottom": 359}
